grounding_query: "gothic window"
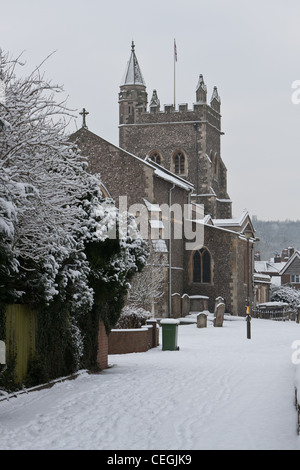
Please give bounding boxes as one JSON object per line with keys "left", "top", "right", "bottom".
{"left": 150, "top": 151, "right": 162, "bottom": 165}
{"left": 173, "top": 151, "right": 185, "bottom": 175}
{"left": 193, "top": 248, "right": 211, "bottom": 283}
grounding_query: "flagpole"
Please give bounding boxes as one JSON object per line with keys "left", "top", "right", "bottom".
{"left": 174, "top": 39, "right": 176, "bottom": 108}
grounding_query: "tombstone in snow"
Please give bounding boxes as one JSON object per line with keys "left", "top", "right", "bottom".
{"left": 172, "top": 293, "right": 182, "bottom": 318}
{"left": 181, "top": 294, "right": 190, "bottom": 317}
{"left": 213, "top": 301, "right": 225, "bottom": 327}
{"left": 197, "top": 312, "right": 207, "bottom": 328}
{"left": 190, "top": 295, "right": 209, "bottom": 312}
{"left": 214, "top": 296, "right": 224, "bottom": 312}
{"left": 0, "top": 341, "right": 6, "bottom": 370}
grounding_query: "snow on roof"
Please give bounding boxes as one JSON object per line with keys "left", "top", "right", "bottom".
{"left": 213, "top": 209, "right": 249, "bottom": 227}
{"left": 152, "top": 239, "right": 168, "bottom": 253}
{"left": 255, "top": 260, "right": 286, "bottom": 274}
{"left": 149, "top": 220, "right": 164, "bottom": 229}
{"left": 153, "top": 167, "right": 193, "bottom": 191}
{"left": 143, "top": 199, "right": 161, "bottom": 212}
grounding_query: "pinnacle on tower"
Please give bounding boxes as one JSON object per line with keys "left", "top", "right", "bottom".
{"left": 211, "top": 86, "right": 221, "bottom": 103}
{"left": 210, "top": 86, "right": 221, "bottom": 112}
{"left": 149, "top": 89, "right": 160, "bottom": 110}
{"left": 196, "top": 74, "right": 207, "bottom": 103}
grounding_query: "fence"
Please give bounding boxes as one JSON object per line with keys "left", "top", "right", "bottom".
{"left": 253, "top": 302, "right": 293, "bottom": 321}
{"left": 5, "top": 304, "right": 37, "bottom": 384}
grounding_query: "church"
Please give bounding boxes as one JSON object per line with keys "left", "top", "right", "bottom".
{"left": 70, "top": 42, "right": 256, "bottom": 317}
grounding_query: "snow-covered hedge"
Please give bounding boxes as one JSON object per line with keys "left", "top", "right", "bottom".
{"left": 114, "top": 306, "right": 151, "bottom": 329}
{"left": 270, "top": 285, "right": 300, "bottom": 312}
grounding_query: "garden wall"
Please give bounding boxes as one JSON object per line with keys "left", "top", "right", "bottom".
{"left": 108, "top": 320, "right": 159, "bottom": 354}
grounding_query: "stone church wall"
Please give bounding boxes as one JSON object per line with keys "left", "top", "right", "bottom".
{"left": 184, "top": 224, "right": 249, "bottom": 316}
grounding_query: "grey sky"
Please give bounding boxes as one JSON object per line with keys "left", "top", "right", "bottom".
{"left": 1, "top": 0, "right": 300, "bottom": 221}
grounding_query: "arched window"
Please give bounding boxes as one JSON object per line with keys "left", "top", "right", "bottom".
{"left": 150, "top": 151, "right": 162, "bottom": 165}
{"left": 193, "top": 248, "right": 211, "bottom": 283}
{"left": 173, "top": 151, "right": 185, "bottom": 175}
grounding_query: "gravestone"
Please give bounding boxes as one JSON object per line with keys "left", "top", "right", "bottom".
{"left": 0, "top": 341, "right": 5, "bottom": 365}
{"left": 214, "top": 302, "right": 225, "bottom": 327}
{"left": 181, "top": 294, "right": 190, "bottom": 317}
{"left": 172, "top": 293, "right": 182, "bottom": 318}
{"left": 197, "top": 312, "right": 207, "bottom": 328}
{"left": 214, "top": 296, "right": 224, "bottom": 312}
{"left": 190, "top": 295, "right": 209, "bottom": 312}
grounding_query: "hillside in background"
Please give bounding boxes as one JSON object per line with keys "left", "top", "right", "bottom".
{"left": 252, "top": 217, "right": 300, "bottom": 261}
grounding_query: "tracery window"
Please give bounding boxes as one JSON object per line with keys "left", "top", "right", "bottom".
{"left": 193, "top": 248, "right": 211, "bottom": 283}
{"left": 173, "top": 151, "right": 185, "bottom": 175}
{"left": 150, "top": 151, "right": 162, "bottom": 165}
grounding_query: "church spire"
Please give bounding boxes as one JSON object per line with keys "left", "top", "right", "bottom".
{"left": 121, "top": 41, "right": 146, "bottom": 86}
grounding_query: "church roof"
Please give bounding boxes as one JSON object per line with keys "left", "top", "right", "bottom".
{"left": 121, "top": 41, "right": 146, "bottom": 86}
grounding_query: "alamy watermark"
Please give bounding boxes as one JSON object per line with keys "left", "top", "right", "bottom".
{"left": 291, "top": 340, "right": 300, "bottom": 364}
{"left": 291, "top": 81, "right": 300, "bottom": 104}
{"left": 107, "top": 196, "right": 204, "bottom": 251}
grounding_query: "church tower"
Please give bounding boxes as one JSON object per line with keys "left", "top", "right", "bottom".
{"left": 119, "top": 43, "right": 232, "bottom": 219}
{"left": 119, "top": 41, "right": 148, "bottom": 126}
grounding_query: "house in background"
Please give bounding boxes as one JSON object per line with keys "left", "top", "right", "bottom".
{"left": 255, "top": 247, "right": 300, "bottom": 290}
{"left": 254, "top": 259, "right": 285, "bottom": 287}
{"left": 280, "top": 250, "right": 300, "bottom": 288}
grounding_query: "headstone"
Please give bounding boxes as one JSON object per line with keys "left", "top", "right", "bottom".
{"left": 197, "top": 312, "right": 207, "bottom": 328}
{"left": 190, "top": 295, "right": 209, "bottom": 312}
{"left": 214, "top": 296, "right": 224, "bottom": 312}
{"left": 0, "top": 341, "right": 5, "bottom": 365}
{"left": 172, "top": 293, "right": 181, "bottom": 318}
{"left": 181, "top": 294, "right": 190, "bottom": 317}
{"left": 214, "top": 302, "right": 225, "bottom": 327}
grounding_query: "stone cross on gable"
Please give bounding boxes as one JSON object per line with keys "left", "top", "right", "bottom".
{"left": 80, "top": 108, "right": 89, "bottom": 129}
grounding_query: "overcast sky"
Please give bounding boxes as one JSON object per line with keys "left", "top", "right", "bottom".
{"left": 1, "top": 0, "right": 300, "bottom": 221}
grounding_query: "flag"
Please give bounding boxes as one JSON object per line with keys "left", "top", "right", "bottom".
{"left": 174, "top": 39, "right": 177, "bottom": 62}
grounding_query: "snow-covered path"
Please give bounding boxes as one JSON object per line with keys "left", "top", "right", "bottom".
{"left": 1, "top": 316, "right": 300, "bottom": 450}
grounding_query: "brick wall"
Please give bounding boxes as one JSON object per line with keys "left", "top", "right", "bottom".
{"left": 97, "top": 321, "right": 108, "bottom": 370}
{"left": 108, "top": 322, "right": 159, "bottom": 355}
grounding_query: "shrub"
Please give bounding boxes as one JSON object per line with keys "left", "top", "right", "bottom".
{"left": 114, "top": 306, "right": 151, "bottom": 329}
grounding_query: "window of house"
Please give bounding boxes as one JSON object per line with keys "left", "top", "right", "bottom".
{"left": 193, "top": 248, "right": 211, "bottom": 283}
{"left": 291, "top": 274, "right": 300, "bottom": 283}
{"left": 150, "top": 151, "right": 162, "bottom": 165}
{"left": 173, "top": 151, "right": 185, "bottom": 175}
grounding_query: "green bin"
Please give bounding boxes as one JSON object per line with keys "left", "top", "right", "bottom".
{"left": 161, "top": 319, "right": 180, "bottom": 351}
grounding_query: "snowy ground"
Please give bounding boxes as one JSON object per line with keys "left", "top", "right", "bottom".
{"left": 1, "top": 315, "right": 300, "bottom": 450}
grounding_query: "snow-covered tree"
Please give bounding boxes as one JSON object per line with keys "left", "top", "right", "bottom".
{"left": 127, "top": 249, "right": 164, "bottom": 311}
{"left": 0, "top": 49, "right": 96, "bottom": 305}
{"left": 0, "top": 49, "right": 149, "bottom": 383}
{"left": 271, "top": 285, "right": 300, "bottom": 312}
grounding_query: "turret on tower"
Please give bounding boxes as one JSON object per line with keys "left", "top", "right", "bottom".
{"left": 119, "top": 42, "right": 148, "bottom": 125}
